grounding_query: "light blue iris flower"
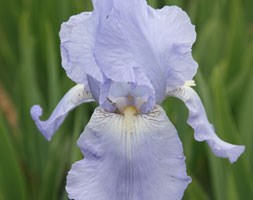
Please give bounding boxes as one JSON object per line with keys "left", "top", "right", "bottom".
{"left": 30, "top": 0, "right": 245, "bottom": 199}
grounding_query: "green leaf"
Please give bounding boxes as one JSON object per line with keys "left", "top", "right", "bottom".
{"left": 0, "top": 115, "right": 27, "bottom": 200}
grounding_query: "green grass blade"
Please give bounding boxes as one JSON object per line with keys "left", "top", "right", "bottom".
{"left": 0, "top": 115, "right": 27, "bottom": 200}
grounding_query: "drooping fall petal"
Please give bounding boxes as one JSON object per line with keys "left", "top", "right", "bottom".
{"left": 66, "top": 106, "right": 191, "bottom": 200}
{"left": 30, "top": 84, "right": 94, "bottom": 140}
{"left": 167, "top": 84, "right": 245, "bottom": 163}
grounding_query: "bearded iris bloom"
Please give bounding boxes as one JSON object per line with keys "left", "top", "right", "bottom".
{"left": 30, "top": 0, "right": 245, "bottom": 199}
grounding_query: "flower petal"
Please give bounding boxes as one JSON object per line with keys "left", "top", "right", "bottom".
{"left": 94, "top": 0, "right": 167, "bottom": 103}
{"left": 30, "top": 84, "right": 94, "bottom": 141}
{"left": 92, "top": 0, "right": 114, "bottom": 22}
{"left": 94, "top": 2, "right": 197, "bottom": 104}
{"left": 60, "top": 12, "right": 103, "bottom": 84}
{"left": 148, "top": 6, "right": 198, "bottom": 89}
{"left": 66, "top": 105, "right": 191, "bottom": 200}
{"left": 107, "top": 67, "right": 156, "bottom": 113}
{"left": 167, "top": 84, "right": 245, "bottom": 163}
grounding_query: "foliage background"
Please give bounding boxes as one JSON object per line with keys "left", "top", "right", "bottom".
{"left": 0, "top": 0, "right": 252, "bottom": 199}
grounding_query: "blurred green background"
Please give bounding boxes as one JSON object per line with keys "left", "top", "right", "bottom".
{"left": 0, "top": 0, "right": 252, "bottom": 199}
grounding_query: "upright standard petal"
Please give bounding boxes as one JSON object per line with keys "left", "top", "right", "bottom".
{"left": 166, "top": 83, "right": 245, "bottom": 163}
{"left": 66, "top": 105, "right": 191, "bottom": 200}
{"left": 30, "top": 84, "right": 94, "bottom": 141}
{"left": 60, "top": 12, "right": 103, "bottom": 84}
{"left": 148, "top": 6, "right": 198, "bottom": 89}
{"left": 93, "top": 1, "right": 197, "bottom": 104}
{"left": 94, "top": 0, "right": 167, "bottom": 103}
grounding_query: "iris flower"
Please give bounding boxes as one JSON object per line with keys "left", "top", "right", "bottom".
{"left": 30, "top": 0, "right": 245, "bottom": 199}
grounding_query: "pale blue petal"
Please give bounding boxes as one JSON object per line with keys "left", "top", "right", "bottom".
{"left": 66, "top": 106, "right": 191, "bottom": 200}
{"left": 133, "top": 67, "right": 156, "bottom": 113}
{"left": 148, "top": 6, "right": 197, "bottom": 88}
{"left": 87, "top": 76, "right": 117, "bottom": 113}
{"left": 98, "top": 78, "right": 116, "bottom": 112}
{"left": 94, "top": 0, "right": 167, "bottom": 103}
{"left": 92, "top": 0, "right": 114, "bottom": 22}
{"left": 60, "top": 12, "right": 103, "bottom": 84}
{"left": 167, "top": 85, "right": 245, "bottom": 163}
{"left": 87, "top": 75, "right": 100, "bottom": 102}
{"left": 94, "top": 2, "right": 197, "bottom": 104}
{"left": 165, "top": 48, "right": 198, "bottom": 88}
{"left": 30, "top": 84, "right": 94, "bottom": 141}
{"left": 107, "top": 67, "right": 155, "bottom": 113}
